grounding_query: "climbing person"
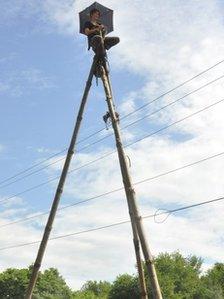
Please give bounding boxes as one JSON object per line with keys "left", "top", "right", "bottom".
{"left": 84, "top": 8, "right": 120, "bottom": 57}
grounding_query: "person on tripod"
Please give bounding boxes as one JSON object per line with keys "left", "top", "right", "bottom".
{"left": 84, "top": 8, "right": 120, "bottom": 57}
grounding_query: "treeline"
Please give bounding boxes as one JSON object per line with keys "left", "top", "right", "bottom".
{"left": 0, "top": 252, "right": 223, "bottom": 298}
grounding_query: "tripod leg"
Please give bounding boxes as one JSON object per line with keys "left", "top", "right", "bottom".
{"left": 25, "top": 58, "right": 97, "bottom": 299}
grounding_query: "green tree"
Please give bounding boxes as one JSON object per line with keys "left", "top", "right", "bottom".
{"left": 73, "top": 290, "right": 99, "bottom": 299}
{"left": 148, "top": 252, "right": 203, "bottom": 299}
{"left": 198, "top": 263, "right": 224, "bottom": 298}
{"left": 1, "top": 253, "right": 224, "bottom": 299}
{"left": 0, "top": 267, "right": 73, "bottom": 299}
{"left": 81, "top": 280, "right": 111, "bottom": 297}
{"left": 36, "top": 268, "right": 73, "bottom": 299}
{"left": 109, "top": 274, "right": 140, "bottom": 299}
{"left": 0, "top": 268, "right": 29, "bottom": 299}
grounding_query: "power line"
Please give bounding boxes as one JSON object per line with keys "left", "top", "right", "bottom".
{"left": 0, "top": 97, "right": 223, "bottom": 205}
{"left": 0, "top": 132, "right": 105, "bottom": 189}
{"left": 120, "top": 58, "right": 224, "bottom": 121}
{"left": 74, "top": 74, "right": 224, "bottom": 152}
{"left": 1, "top": 74, "right": 223, "bottom": 191}
{"left": 0, "top": 156, "right": 66, "bottom": 190}
{"left": 1, "top": 147, "right": 224, "bottom": 228}
{"left": 125, "top": 98, "right": 224, "bottom": 149}
{"left": 0, "top": 59, "right": 223, "bottom": 188}
{"left": 0, "top": 195, "right": 223, "bottom": 251}
{"left": 0, "top": 149, "right": 67, "bottom": 187}
{"left": 0, "top": 187, "right": 123, "bottom": 228}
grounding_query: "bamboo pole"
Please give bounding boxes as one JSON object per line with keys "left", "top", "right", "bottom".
{"left": 101, "top": 66, "right": 162, "bottom": 299}
{"left": 104, "top": 67, "right": 148, "bottom": 299}
{"left": 132, "top": 223, "right": 149, "bottom": 299}
{"left": 25, "top": 57, "right": 97, "bottom": 299}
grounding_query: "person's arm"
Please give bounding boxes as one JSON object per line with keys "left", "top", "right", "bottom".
{"left": 84, "top": 26, "right": 99, "bottom": 36}
{"left": 84, "top": 23, "right": 105, "bottom": 36}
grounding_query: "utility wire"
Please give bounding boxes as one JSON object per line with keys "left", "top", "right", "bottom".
{"left": 0, "top": 74, "right": 223, "bottom": 191}
{"left": 0, "top": 156, "right": 66, "bottom": 190}
{"left": 1, "top": 147, "right": 224, "bottom": 228}
{"left": 74, "top": 74, "right": 224, "bottom": 152}
{"left": 0, "top": 195, "right": 223, "bottom": 251}
{"left": 0, "top": 97, "right": 223, "bottom": 205}
{"left": 0, "top": 59, "right": 223, "bottom": 187}
{"left": 120, "top": 58, "right": 224, "bottom": 121}
{"left": 0, "top": 132, "right": 105, "bottom": 188}
{"left": 0, "top": 149, "right": 67, "bottom": 187}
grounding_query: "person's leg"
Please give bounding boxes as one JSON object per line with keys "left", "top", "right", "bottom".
{"left": 90, "top": 35, "right": 106, "bottom": 57}
{"left": 104, "top": 37, "right": 120, "bottom": 50}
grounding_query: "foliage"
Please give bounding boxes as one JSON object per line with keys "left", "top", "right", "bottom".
{"left": 1, "top": 253, "right": 224, "bottom": 298}
{"left": 108, "top": 274, "right": 140, "bottom": 299}
{"left": 82, "top": 280, "right": 111, "bottom": 297}
{"left": 0, "top": 268, "right": 29, "bottom": 299}
{"left": 73, "top": 290, "right": 97, "bottom": 299}
{"left": 0, "top": 267, "right": 73, "bottom": 299}
{"left": 150, "top": 252, "right": 203, "bottom": 298}
{"left": 73, "top": 280, "right": 111, "bottom": 299}
{"left": 35, "top": 268, "right": 73, "bottom": 299}
{"left": 198, "top": 263, "right": 224, "bottom": 298}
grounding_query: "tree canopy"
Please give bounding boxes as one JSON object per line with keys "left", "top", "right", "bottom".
{"left": 0, "top": 267, "right": 73, "bottom": 299}
{"left": 0, "top": 252, "right": 223, "bottom": 298}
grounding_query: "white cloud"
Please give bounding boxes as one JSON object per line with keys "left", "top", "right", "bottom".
{"left": 0, "top": 1, "right": 41, "bottom": 24}
{"left": 1, "top": 130, "right": 224, "bottom": 289}
{"left": 41, "top": 0, "right": 78, "bottom": 35}
{"left": 0, "top": 144, "right": 4, "bottom": 153}
{"left": 0, "top": 68, "right": 55, "bottom": 97}
{"left": 1, "top": 196, "right": 25, "bottom": 209}
{"left": 0, "top": 53, "right": 17, "bottom": 65}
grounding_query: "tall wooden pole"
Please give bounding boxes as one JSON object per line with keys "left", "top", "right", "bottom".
{"left": 105, "top": 68, "right": 148, "bottom": 299}
{"left": 25, "top": 57, "right": 97, "bottom": 299}
{"left": 132, "top": 223, "right": 149, "bottom": 299}
{"left": 101, "top": 66, "right": 163, "bottom": 299}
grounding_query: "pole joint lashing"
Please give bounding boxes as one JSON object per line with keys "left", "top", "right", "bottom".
{"left": 128, "top": 186, "right": 136, "bottom": 194}
{"left": 103, "top": 111, "right": 120, "bottom": 129}
{"left": 33, "top": 262, "right": 41, "bottom": 269}
{"left": 77, "top": 115, "right": 83, "bottom": 122}
{"left": 134, "top": 214, "right": 142, "bottom": 222}
{"left": 86, "top": 81, "right": 92, "bottom": 88}
{"left": 107, "top": 95, "right": 113, "bottom": 101}
{"left": 68, "top": 148, "right": 75, "bottom": 155}
{"left": 137, "top": 216, "right": 142, "bottom": 224}
{"left": 57, "top": 187, "right": 63, "bottom": 194}
{"left": 116, "top": 140, "right": 122, "bottom": 148}
{"left": 47, "top": 225, "right": 53, "bottom": 232}
{"left": 145, "top": 258, "right": 155, "bottom": 265}
{"left": 133, "top": 238, "right": 140, "bottom": 248}
{"left": 129, "top": 210, "right": 134, "bottom": 218}
{"left": 115, "top": 111, "right": 120, "bottom": 123}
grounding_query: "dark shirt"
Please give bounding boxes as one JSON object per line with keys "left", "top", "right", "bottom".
{"left": 84, "top": 21, "right": 101, "bottom": 49}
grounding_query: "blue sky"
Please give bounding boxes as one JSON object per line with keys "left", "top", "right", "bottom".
{"left": 0, "top": 1, "right": 145, "bottom": 210}
{"left": 1, "top": 0, "right": 224, "bottom": 290}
